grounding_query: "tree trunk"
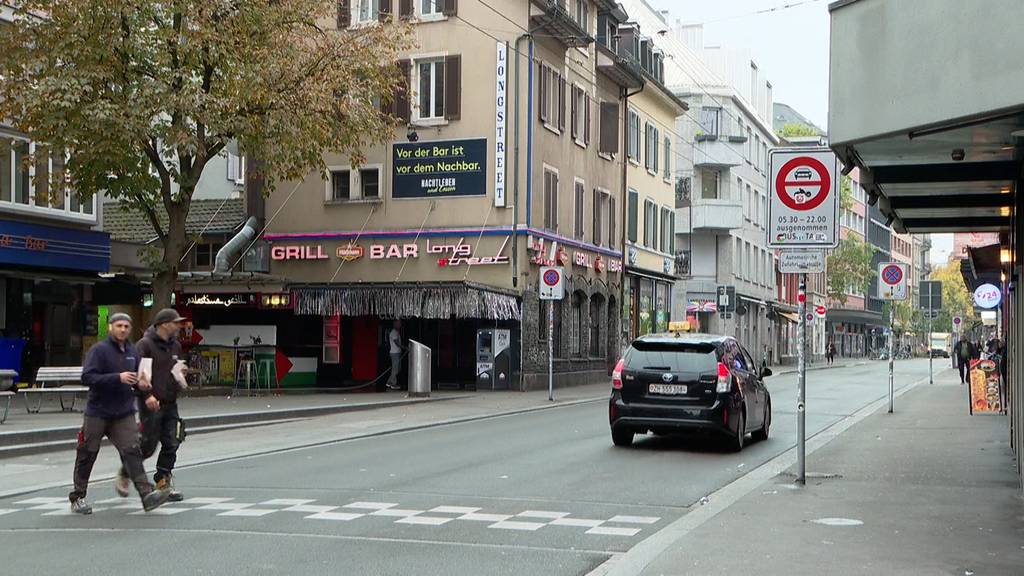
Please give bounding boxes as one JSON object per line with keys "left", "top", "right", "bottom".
{"left": 149, "top": 201, "right": 189, "bottom": 313}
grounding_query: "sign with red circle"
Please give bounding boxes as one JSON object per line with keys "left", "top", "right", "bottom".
{"left": 768, "top": 148, "right": 840, "bottom": 249}
{"left": 881, "top": 264, "right": 903, "bottom": 285}
{"left": 815, "top": 305, "right": 826, "bottom": 318}
{"left": 775, "top": 157, "right": 832, "bottom": 211}
{"left": 543, "top": 269, "right": 560, "bottom": 286}
{"left": 539, "top": 266, "right": 564, "bottom": 301}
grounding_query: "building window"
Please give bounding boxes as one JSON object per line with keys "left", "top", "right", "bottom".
{"left": 627, "top": 188, "right": 639, "bottom": 243}
{"left": 593, "top": 189, "right": 607, "bottom": 247}
{"left": 746, "top": 127, "right": 753, "bottom": 159}
{"left": 571, "top": 291, "right": 585, "bottom": 357}
{"left": 747, "top": 184, "right": 754, "bottom": 223}
{"left": 573, "top": 0, "right": 589, "bottom": 34}
{"left": 734, "top": 237, "right": 741, "bottom": 276}
{"left": 360, "top": 168, "right": 380, "bottom": 198}
{"left": 227, "top": 151, "right": 245, "bottom": 184}
{"left": 700, "top": 168, "right": 719, "bottom": 199}
{"left": 661, "top": 207, "right": 673, "bottom": 254}
{"left": 574, "top": 179, "right": 585, "bottom": 240}
{"left": 539, "top": 64, "right": 564, "bottom": 131}
{"left": 755, "top": 135, "right": 761, "bottom": 170}
{"left": 543, "top": 168, "right": 559, "bottom": 232}
{"left": 643, "top": 199, "right": 657, "bottom": 249}
{"left": 627, "top": 109, "right": 641, "bottom": 161}
{"left": 420, "top": 0, "right": 441, "bottom": 16}
{"left": 416, "top": 59, "right": 445, "bottom": 120}
{"left": 552, "top": 300, "right": 563, "bottom": 357}
{"left": 700, "top": 107, "right": 720, "bottom": 136}
{"left": 570, "top": 85, "right": 590, "bottom": 145}
{"left": 356, "top": 0, "right": 379, "bottom": 23}
{"left": 330, "top": 170, "right": 351, "bottom": 201}
{"left": 589, "top": 295, "right": 603, "bottom": 358}
{"left": 609, "top": 196, "right": 617, "bottom": 248}
{"left": 195, "top": 243, "right": 222, "bottom": 268}
{"left": 538, "top": 299, "right": 547, "bottom": 342}
{"left": 663, "top": 136, "right": 671, "bottom": 181}
{"left": 13, "top": 141, "right": 29, "bottom": 205}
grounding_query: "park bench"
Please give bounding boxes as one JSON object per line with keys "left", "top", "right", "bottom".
{"left": 21, "top": 367, "right": 87, "bottom": 413}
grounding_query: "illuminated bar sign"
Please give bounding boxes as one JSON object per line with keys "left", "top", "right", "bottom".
{"left": 392, "top": 138, "right": 487, "bottom": 199}
{"left": 0, "top": 218, "right": 110, "bottom": 272}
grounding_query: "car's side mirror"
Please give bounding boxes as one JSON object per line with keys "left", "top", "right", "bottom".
{"left": 761, "top": 367, "right": 773, "bottom": 378}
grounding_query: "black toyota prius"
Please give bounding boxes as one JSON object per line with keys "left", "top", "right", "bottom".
{"left": 609, "top": 333, "right": 772, "bottom": 451}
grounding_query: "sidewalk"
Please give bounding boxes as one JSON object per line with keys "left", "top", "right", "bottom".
{"left": 635, "top": 369, "right": 1024, "bottom": 575}
{"left": 770, "top": 358, "right": 874, "bottom": 376}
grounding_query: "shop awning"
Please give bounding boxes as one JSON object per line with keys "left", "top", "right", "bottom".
{"left": 292, "top": 282, "right": 521, "bottom": 321}
{"left": 779, "top": 312, "right": 801, "bottom": 324}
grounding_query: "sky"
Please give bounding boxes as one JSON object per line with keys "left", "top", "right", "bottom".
{"left": 644, "top": 0, "right": 953, "bottom": 266}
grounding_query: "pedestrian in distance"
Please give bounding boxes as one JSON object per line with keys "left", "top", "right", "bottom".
{"left": 386, "top": 319, "right": 405, "bottom": 391}
{"left": 954, "top": 335, "right": 974, "bottom": 385}
{"left": 115, "top": 308, "right": 189, "bottom": 502}
{"left": 70, "top": 313, "right": 170, "bottom": 514}
{"left": 826, "top": 339, "right": 836, "bottom": 365}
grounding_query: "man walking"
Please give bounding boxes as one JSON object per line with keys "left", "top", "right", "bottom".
{"left": 954, "top": 335, "right": 974, "bottom": 385}
{"left": 386, "top": 320, "right": 404, "bottom": 391}
{"left": 70, "top": 313, "right": 169, "bottom": 514}
{"left": 115, "top": 308, "right": 187, "bottom": 502}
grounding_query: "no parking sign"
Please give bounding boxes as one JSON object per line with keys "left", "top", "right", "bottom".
{"left": 878, "top": 262, "right": 908, "bottom": 301}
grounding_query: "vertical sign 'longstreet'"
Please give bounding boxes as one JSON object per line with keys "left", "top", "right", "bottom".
{"left": 494, "top": 41, "right": 508, "bottom": 208}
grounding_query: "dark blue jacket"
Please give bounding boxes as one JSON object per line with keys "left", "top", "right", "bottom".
{"left": 81, "top": 336, "right": 139, "bottom": 419}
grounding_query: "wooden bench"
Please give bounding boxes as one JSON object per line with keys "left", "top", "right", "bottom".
{"left": 22, "top": 367, "right": 88, "bottom": 413}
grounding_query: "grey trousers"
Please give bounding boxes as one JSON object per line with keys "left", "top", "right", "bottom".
{"left": 387, "top": 353, "right": 402, "bottom": 387}
{"left": 71, "top": 414, "right": 153, "bottom": 502}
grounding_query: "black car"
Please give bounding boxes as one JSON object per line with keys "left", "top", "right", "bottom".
{"left": 930, "top": 348, "right": 950, "bottom": 358}
{"left": 609, "top": 333, "right": 772, "bottom": 451}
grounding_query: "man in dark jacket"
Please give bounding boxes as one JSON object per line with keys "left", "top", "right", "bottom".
{"left": 954, "top": 336, "right": 976, "bottom": 384}
{"left": 70, "top": 313, "right": 169, "bottom": 514}
{"left": 116, "top": 308, "right": 187, "bottom": 502}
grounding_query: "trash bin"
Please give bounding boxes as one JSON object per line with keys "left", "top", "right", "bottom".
{"left": 408, "top": 339, "right": 431, "bottom": 397}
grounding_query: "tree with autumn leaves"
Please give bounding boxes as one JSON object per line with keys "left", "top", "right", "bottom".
{"left": 0, "top": 1, "right": 412, "bottom": 309}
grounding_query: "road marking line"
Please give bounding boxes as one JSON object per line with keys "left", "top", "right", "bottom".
{"left": 95, "top": 497, "right": 133, "bottom": 505}
{"left": 550, "top": 518, "right": 604, "bottom": 528}
{"left": 430, "top": 506, "right": 481, "bottom": 514}
{"left": 517, "top": 511, "right": 570, "bottom": 519}
{"left": 395, "top": 516, "right": 453, "bottom": 526}
{"left": 343, "top": 502, "right": 399, "bottom": 510}
{"left": 260, "top": 499, "right": 316, "bottom": 506}
{"left": 488, "top": 520, "right": 546, "bottom": 531}
{"left": 44, "top": 509, "right": 103, "bottom": 516}
{"left": 306, "top": 511, "right": 364, "bottom": 521}
{"left": 197, "top": 503, "right": 252, "bottom": 511}
{"left": 28, "top": 503, "right": 70, "bottom": 510}
{"left": 607, "top": 515, "right": 660, "bottom": 525}
{"left": 458, "top": 512, "right": 512, "bottom": 522}
{"left": 586, "top": 526, "right": 642, "bottom": 537}
{"left": 180, "top": 497, "right": 234, "bottom": 505}
{"left": 371, "top": 508, "right": 423, "bottom": 517}
{"left": 14, "top": 497, "right": 64, "bottom": 506}
{"left": 0, "top": 509, "right": 19, "bottom": 516}
{"left": 284, "top": 505, "right": 338, "bottom": 514}
{"left": 218, "top": 508, "right": 278, "bottom": 517}
{"left": 129, "top": 507, "right": 192, "bottom": 516}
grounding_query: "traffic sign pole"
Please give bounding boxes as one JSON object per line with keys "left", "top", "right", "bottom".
{"left": 548, "top": 301, "right": 554, "bottom": 402}
{"left": 928, "top": 289, "right": 933, "bottom": 386}
{"left": 797, "top": 274, "right": 807, "bottom": 486}
{"left": 888, "top": 306, "right": 895, "bottom": 414}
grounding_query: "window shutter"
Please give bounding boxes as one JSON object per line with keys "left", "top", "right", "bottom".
{"left": 399, "top": 0, "right": 412, "bottom": 19}
{"left": 609, "top": 197, "right": 616, "bottom": 248}
{"left": 540, "top": 65, "right": 548, "bottom": 122}
{"left": 444, "top": 54, "right": 461, "bottom": 120}
{"left": 558, "top": 74, "right": 566, "bottom": 131}
{"left": 584, "top": 96, "right": 591, "bottom": 145}
{"left": 396, "top": 59, "right": 412, "bottom": 122}
{"left": 570, "top": 87, "right": 578, "bottom": 140}
{"left": 592, "top": 189, "right": 601, "bottom": 246}
{"left": 337, "top": 0, "right": 351, "bottom": 29}
{"left": 599, "top": 102, "right": 618, "bottom": 154}
{"left": 379, "top": 0, "right": 391, "bottom": 21}
{"left": 443, "top": 0, "right": 457, "bottom": 16}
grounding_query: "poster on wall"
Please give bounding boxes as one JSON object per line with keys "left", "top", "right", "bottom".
{"left": 968, "top": 359, "right": 1002, "bottom": 414}
{"left": 392, "top": 138, "right": 488, "bottom": 199}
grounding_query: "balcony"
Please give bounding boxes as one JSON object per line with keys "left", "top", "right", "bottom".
{"left": 676, "top": 198, "right": 744, "bottom": 233}
{"left": 596, "top": 42, "right": 644, "bottom": 89}
{"left": 530, "top": 0, "right": 594, "bottom": 49}
{"left": 693, "top": 135, "right": 743, "bottom": 168}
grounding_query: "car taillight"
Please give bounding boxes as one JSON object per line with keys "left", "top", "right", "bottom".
{"left": 612, "top": 358, "right": 625, "bottom": 389}
{"left": 716, "top": 362, "right": 731, "bottom": 393}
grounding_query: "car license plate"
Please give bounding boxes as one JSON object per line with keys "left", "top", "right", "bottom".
{"left": 648, "top": 384, "right": 687, "bottom": 395}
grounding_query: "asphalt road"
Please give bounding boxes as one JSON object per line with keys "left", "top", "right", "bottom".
{"left": 0, "top": 359, "right": 935, "bottom": 576}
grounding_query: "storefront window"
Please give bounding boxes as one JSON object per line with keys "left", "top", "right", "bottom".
{"left": 639, "top": 278, "right": 654, "bottom": 336}
{"left": 655, "top": 282, "right": 669, "bottom": 333}
{"left": 571, "top": 291, "right": 584, "bottom": 356}
{"left": 590, "top": 295, "right": 602, "bottom": 357}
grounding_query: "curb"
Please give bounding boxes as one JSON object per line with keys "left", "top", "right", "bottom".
{"left": 0, "top": 395, "right": 470, "bottom": 458}
{"left": 0, "top": 394, "right": 607, "bottom": 500}
{"left": 769, "top": 360, "right": 873, "bottom": 377}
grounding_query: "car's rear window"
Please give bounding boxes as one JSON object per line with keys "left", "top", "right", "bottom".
{"left": 626, "top": 341, "right": 718, "bottom": 372}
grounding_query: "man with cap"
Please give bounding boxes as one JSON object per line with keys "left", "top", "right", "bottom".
{"left": 115, "top": 308, "right": 188, "bottom": 501}
{"left": 70, "top": 312, "right": 170, "bottom": 514}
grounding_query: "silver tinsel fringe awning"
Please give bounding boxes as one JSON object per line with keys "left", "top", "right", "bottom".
{"left": 292, "top": 284, "right": 521, "bottom": 321}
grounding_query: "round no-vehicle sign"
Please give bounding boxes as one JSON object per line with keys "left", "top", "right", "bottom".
{"left": 543, "top": 269, "right": 560, "bottom": 286}
{"left": 768, "top": 147, "right": 840, "bottom": 248}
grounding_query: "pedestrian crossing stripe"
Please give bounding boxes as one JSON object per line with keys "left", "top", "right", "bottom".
{"left": 6, "top": 497, "right": 659, "bottom": 537}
